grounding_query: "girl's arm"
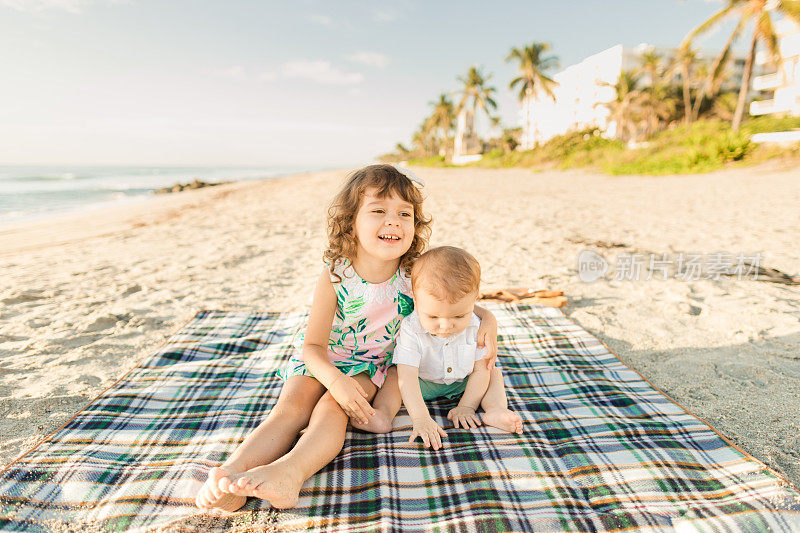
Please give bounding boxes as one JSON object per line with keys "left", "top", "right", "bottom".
{"left": 302, "top": 267, "right": 375, "bottom": 424}
{"left": 473, "top": 304, "right": 498, "bottom": 369}
{"left": 397, "top": 364, "right": 447, "bottom": 450}
{"left": 447, "top": 362, "right": 490, "bottom": 429}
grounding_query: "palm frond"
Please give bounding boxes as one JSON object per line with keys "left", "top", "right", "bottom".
{"left": 781, "top": 0, "right": 800, "bottom": 24}
{"left": 756, "top": 10, "right": 781, "bottom": 68}
{"left": 681, "top": 4, "right": 736, "bottom": 48}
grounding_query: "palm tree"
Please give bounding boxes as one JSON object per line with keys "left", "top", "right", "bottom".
{"left": 601, "top": 71, "right": 644, "bottom": 142}
{"left": 637, "top": 49, "right": 677, "bottom": 133}
{"left": 506, "top": 42, "right": 559, "bottom": 149}
{"left": 672, "top": 44, "right": 699, "bottom": 125}
{"left": 637, "top": 49, "right": 664, "bottom": 88}
{"left": 456, "top": 66, "right": 498, "bottom": 118}
{"left": 412, "top": 117, "right": 437, "bottom": 157}
{"left": 691, "top": 49, "right": 734, "bottom": 120}
{"left": 681, "top": 0, "right": 798, "bottom": 131}
{"left": 711, "top": 91, "right": 740, "bottom": 121}
{"left": 427, "top": 94, "right": 456, "bottom": 155}
{"left": 454, "top": 66, "right": 497, "bottom": 154}
{"left": 638, "top": 88, "right": 676, "bottom": 137}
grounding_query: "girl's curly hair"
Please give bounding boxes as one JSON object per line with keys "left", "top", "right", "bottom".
{"left": 324, "top": 164, "right": 432, "bottom": 281}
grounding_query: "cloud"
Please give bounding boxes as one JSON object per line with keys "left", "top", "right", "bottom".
{"left": 0, "top": 0, "right": 126, "bottom": 13}
{"left": 210, "top": 61, "right": 363, "bottom": 86}
{"left": 371, "top": 7, "right": 400, "bottom": 22}
{"left": 307, "top": 13, "right": 334, "bottom": 26}
{"left": 213, "top": 65, "right": 247, "bottom": 81}
{"left": 1, "top": 0, "right": 87, "bottom": 12}
{"left": 281, "top": 60, "right": 364, "bottom": 85}
{"left": 345, "top": 52, "right": 388, "bottom": 69}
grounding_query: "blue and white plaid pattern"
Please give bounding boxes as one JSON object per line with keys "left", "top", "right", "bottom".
{"left": 0, "top": 303, "right": 798, "bottom": 532}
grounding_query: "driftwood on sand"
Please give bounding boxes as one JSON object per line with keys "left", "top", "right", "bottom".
{"left": 480, "top": 288, "right": 567, "bottom": 307}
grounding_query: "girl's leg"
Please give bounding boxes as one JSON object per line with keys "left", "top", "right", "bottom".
{"left": 195, "top": 375, "right": 326, "bottom": 511}
{"left": 351, "top": 366, "right": 402, "bottom": 434}
{"left": 224, "top": 373, "right": 378, "bottom": 508}
{"left": 479, "top": 367, "right": 523, "bottom": 434}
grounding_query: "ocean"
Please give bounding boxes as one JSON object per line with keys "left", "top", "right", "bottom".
{"left": 0, "top": 165, "right": 326, "bottom": 226}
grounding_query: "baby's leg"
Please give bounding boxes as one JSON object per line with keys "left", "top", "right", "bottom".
{"left": 224, "top": 373, "right": 378, "bottom": 509}
{"left": 480, "top": 367, "right": 523, "bottom": 434}
{"left": 351, "top": 366, "right": 402, "bottom": 434}
{"left": 195, "top": 375, "right": 325, "bottom": 511}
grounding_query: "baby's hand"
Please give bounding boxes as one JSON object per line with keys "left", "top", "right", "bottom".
{"left": 329, "top": 375, "right": 375, "bottom": 425}
{"left": 409, "top": 416, "right": 447, "bottom": 450}
{"left": 447, "top": 406, "right": 482, "bottom": 429}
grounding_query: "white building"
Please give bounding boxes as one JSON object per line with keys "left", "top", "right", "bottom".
{"left": 750, "top": 17, "right": 800, "bottom": 117}
{"left": 520, "top": 45, "right": 625, "bottom": 149}
{"left": 520, "top": 43, "right": 751, "bottom": 148}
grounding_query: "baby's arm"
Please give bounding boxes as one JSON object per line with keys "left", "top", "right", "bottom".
{"left": 397, "top": 364, "right": 447, "bottom": 450}
{"left": 473, "top": 305, "right": 498, "bottom": 369}
{"left": 447, "top": 363, "right": 490, "bottom": 429}
{"left": 303, "top": 267, "right": 375, "bottom": 424}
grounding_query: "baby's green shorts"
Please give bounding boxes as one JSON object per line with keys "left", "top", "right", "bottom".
{"left": 418, "top": 377, "right": 468, "bottom": 401}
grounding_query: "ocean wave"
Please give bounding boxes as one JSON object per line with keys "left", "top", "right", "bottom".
{"left": 0, "top": 165, "right": 324, "bottom": 226}
{"left": 0, "top": 173, "right": 87, "bottom": 182}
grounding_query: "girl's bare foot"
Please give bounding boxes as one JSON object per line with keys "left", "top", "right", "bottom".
{"left": 350, "top": 410, "right": 394, "bottom": 434}
{"left": 482, "top": 409, "right": 523, "bottom": 434}
{"left": 195, "top": 466, "right": 248, "bottom": 512}
{"left": 224, "top": 463, "right": 304, "bottom": 509}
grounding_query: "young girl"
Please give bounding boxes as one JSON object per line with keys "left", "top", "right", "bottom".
{"left": 195, "top": 164, "right": 497, "bottom": 511}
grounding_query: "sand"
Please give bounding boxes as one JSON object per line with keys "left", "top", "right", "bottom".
{"left": 1, "top": 164, "right": 799, "bottom": 518}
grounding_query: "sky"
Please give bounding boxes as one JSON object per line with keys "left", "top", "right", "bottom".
{"left": 0, "top": 0, "right": 739, "bottom": 167}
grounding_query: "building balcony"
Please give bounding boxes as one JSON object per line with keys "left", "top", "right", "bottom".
{"left": 756, "top": 35, "right": 800, "bottom": 65}
{"left": 753, "top": 72, "right": 782, "bottom": 90}
{"left": 750, "top": 98, "right": 798, "bottom": 116}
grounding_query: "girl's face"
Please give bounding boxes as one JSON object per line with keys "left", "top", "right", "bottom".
{"left": 353, "top": 187, "right": 415, "bottom": 263}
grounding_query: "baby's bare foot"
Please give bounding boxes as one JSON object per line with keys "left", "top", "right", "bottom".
{"left": 195, "top": 466, "right": 248, "bottom": 512}
{"left": 350, "top": 410, "right": 394, "bottom": 434}
{"left": 482, "top": 409, "right": 523, "bottom": 434}
{"left": 226, "top": 463, "right": 304, "bottom": 509}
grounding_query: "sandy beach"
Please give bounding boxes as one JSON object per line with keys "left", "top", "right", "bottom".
{"left": 1, "top": 163, "right": 799, "bottom": 512}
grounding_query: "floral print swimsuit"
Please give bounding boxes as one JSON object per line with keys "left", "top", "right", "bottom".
{"left": 281, "top": 258, "right": 414, "bottom": 387}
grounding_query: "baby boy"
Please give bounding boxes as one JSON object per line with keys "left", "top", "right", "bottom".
{"left": 393, "top": 246, "right": 523, "bottom": 449}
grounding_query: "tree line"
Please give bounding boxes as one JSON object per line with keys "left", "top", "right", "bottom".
{"left": 386, "top": 0, "right": 798, "bottom": 160}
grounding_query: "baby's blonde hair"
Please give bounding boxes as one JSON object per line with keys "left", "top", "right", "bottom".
{"left": 324, "top": 164, "right": 432, "bottom": 280}
{"left": 411, "top": 246, "right": 481, "bottom": 303}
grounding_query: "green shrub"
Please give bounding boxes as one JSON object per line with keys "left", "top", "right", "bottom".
{"left": 740, "top": 115, "right": 800, "bottom": 135}
{"left": 405, "top": 155, "right": 449, "bottom": 167}
{"left": 405, "top": 119, "right": 794, "bottom": 175}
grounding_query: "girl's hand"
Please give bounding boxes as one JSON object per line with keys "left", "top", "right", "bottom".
{"left": 476, "top": 313, "right": 498, "bottom": 369}
{"left": 329, "top": 375, "right": 375, "bottom": 424}
{"left": 447, "top": 406, "right": 482, "bottom": 429}
{"left": 409, "top": 416, "right": 447, "bottom": 450}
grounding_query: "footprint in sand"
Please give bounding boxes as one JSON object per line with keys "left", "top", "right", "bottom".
{"left": 49, "top": 334, "right": 104, "bottom": 349}
{"left": 81, "top": 313, "right": 131, "bottom": 333}
{"left": 1, "top": 290, "right": 46, "bottom": 305}
{"left": 77, "top": 374, "right": 102, "bottom": 387}
{"left": 26, "top": 317, "right": 53, "bottom": 329}
{"left": 121, "top": 283, "right": 142, "bottom": 296}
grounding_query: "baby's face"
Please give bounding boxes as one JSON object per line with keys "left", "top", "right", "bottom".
{"left": 414, "top": 287, "right": 477, "bottom": 338}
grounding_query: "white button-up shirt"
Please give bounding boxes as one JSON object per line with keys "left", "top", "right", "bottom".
{"left": 392, "top": 311, "right": 487, "bottom": 385}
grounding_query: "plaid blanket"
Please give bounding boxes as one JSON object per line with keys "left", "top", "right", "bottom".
{"left": 1, "top": 303, "right": 798, "bottom": 532}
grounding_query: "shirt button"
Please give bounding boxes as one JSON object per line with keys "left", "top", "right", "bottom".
{"left": 446, "top": 367, "right": 452, "bottom": 373}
